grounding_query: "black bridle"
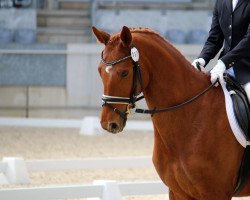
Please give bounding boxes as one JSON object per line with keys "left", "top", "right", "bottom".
{"left": 101, "top": 46, "right": 218, "bottom": 120}
{"left": 101, "top": 47, "right": 144, "bottom": 120}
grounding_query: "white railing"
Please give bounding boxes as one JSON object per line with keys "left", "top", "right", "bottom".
{"left": 0, "top": 117, "right": 82, "bottom": 128}
{"left": 25, "top": 156, "right": 153, "bottom": 172}
{"left": 0, "top": 180, "right": 168, "bottom": 200}
{"left": 0, "top": 156, "right": 167, "bottom": 200}
{"left": 0, "top": 156, "right": 153, "bottom": 184}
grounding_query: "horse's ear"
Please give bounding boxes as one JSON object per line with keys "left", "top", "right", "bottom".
{"left": 92, "top": 26, "right": 110, "bottom": 45}
{"left": 120, "top": 26, "right": 132, "bottom": 47}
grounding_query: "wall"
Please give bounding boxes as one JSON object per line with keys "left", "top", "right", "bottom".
{"left": 0, "top": 43, "right": 103, "bottom": 118}
{"left": 0, "top": 44, "right": 66, "bottom": 86}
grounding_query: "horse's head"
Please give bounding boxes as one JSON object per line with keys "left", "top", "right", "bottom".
{"left": 92, "top": 26, "right": 147, "bottom": 134}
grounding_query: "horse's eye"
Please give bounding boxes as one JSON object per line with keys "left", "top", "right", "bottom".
{"left": 121, "top": 71, "right": 129, "bottom": 78}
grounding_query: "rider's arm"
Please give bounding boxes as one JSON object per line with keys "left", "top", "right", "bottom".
{"left": 199, "top": 0, "right": 224, "bottom": 65}
{"left": 220, "top": 23, "right": 250, "bottom": 67}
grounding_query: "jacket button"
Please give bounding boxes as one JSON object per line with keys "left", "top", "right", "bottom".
{"left": 229, "top": 36, "right": 232, "bottom": 40}
{"left": 229, "top": 25, "right": 232, "bottom": 29}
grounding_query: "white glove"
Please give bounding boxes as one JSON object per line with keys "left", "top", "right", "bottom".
{"left": 192, "top": 58, "right": 206, "bottom": 71}
{"left": 210, "top": 60, "right": 226, "bottom": 85}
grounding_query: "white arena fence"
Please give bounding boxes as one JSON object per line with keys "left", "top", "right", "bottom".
{"left": 0, "top": 116, "right": 153, "bottom": 135}
{"left": 0, "top": 157, "right": 168, "bottom": 200}
{"left": 0, "top": 180, "right": 168, "bottom": 200}
{"left": 0, "top": 117, "right": 159, "bottom": 199}
{"left": 0, "top": 156, "right": 154, "bottom": 184}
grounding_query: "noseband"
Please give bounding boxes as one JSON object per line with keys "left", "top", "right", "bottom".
{"left": 101, "top": 46, "right": 218, "bottom": 120}
{"left": 101, "top": 47, "right": 144, "bottom": 120}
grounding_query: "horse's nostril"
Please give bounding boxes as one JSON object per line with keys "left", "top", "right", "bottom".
{"left": 107, "top": 122, "right": 123, "bottom": 133}
{"left": 109, "top": 122, "right": 119, "bottom": 132}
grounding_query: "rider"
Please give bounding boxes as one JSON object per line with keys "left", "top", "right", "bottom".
{"left": 192, "top": 0, "right": 250, "bottom": 100}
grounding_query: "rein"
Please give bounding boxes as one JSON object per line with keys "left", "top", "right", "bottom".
{"left": 135, "top": 80, "right": 218, "bottom": 116}
{"left": 101, "top": 46, "right": 218, "bottom": 119}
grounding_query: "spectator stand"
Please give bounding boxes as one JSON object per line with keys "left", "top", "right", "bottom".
{"left": 0, "top": 28, "right": 13, "bottom": 44}
{"left": 0, "top": 5, "right": 37, "bottom": 44}
{"left": 187, "top": 29, "right": 208, "bottom": 44}
{"left": 165, "top": 29, "right": 186, "bottom": 44}
{"left": 91, "top": 0, "right": 212, "bottom": 44}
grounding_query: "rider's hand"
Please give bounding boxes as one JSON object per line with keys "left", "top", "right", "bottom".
{"left": 192, "top": 58, "right": 206, "bottom": 71}
{"left": 210, "top": 60, "right": 226, "bottom": 85}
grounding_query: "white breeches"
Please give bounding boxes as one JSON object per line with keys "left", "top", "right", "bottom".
{"left": 244, "top": 82, "right": 250, "bottom": 102}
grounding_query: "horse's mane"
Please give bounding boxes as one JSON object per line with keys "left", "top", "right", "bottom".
{"left": 131, "top": 28, "right": 196, "bottom": 68}
{"left": 130, "top": 27, "right": 176, "bottom": 48}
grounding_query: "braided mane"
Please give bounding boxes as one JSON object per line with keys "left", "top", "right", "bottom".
{"left": 130, "top": 27, "right": 167, "bottom": 42}
{"left": 131, "top": 27, "right": 180, "bottom": 51}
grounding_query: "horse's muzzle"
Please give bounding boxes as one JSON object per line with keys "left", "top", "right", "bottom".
{"left": 108, "top": 122, "right": 121, "bottom": 133}
{"left": 101, "top": 117, "right": 127, "bottom": 134}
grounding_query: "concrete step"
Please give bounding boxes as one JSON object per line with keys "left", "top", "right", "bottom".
{"left": 37, "top": 34, "right": 91, "bottom": 43}
{"left": 58, "top": 0, "right": 91, "bottom": 10}
{"left": 38, "top": 16, "right": 91, "bottom": 28}
{"left": 37, "top": 27, "right": 91, "bottom": 35}
{"left": 37, "top": 9, "right": 90, "bottom": 17}
{"left": 97, "top": 2, "right": 213, "bottom": 10}
{"left": 37, "top": 28, "right": 91, "bottom": 43}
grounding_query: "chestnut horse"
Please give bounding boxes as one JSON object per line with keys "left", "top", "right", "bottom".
{"left": 92, "top": 26, "right": 250, "bottom": 199}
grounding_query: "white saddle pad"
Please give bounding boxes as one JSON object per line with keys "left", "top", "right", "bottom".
{"left": 220, "top": 79, "right": 250, "bottom": 148}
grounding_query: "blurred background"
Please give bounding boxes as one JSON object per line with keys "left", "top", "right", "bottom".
{"left": 0, "top": 0, "right": 216, "bottom": 119}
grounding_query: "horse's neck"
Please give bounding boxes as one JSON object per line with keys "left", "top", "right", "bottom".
{"left": 141, "top": 42, "right": 210, "bottom": 110}
{"left": 138, "top": 36, "right": 213, "bottom": 149}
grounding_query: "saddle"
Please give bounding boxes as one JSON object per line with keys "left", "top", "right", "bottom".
{"left": 225, "top": 75, "right": 250, "bottom": 194}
